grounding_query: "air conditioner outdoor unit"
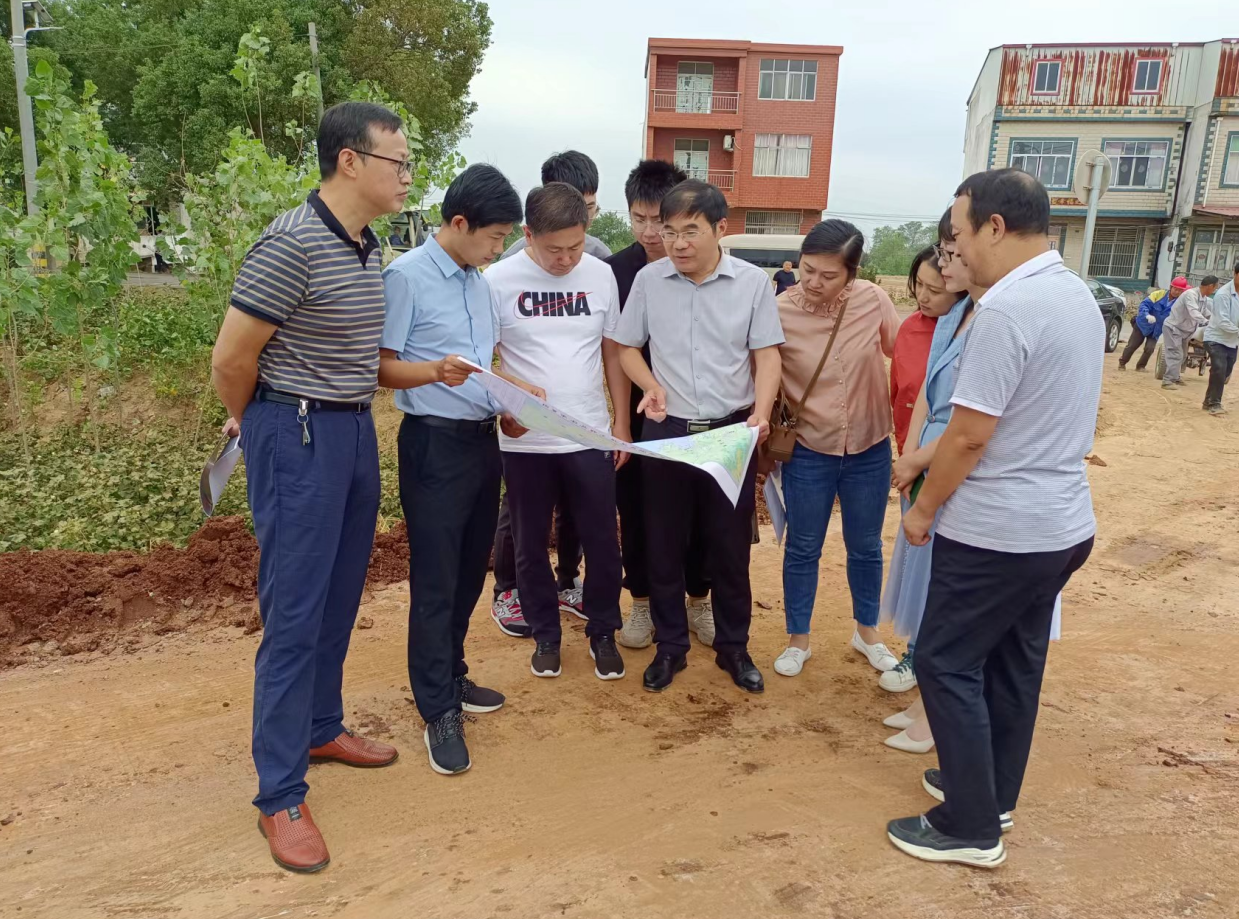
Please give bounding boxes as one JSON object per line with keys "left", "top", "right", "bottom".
{"left": 723, "top": 135, "right": 734, "bottom": 152}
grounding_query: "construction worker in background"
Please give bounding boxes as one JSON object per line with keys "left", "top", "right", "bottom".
{"left": 1161, "top": 276, "right": 1219, "bottom": 389}
{"left": 1119, "top": 278, "right": 1185, "bottom": 371}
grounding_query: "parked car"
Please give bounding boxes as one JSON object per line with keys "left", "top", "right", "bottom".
{"left": 719, "top": 233, "right": 805, "bottom": 280}
{"left": 1071, "top": 271, "right": 1126, "bottom": 352}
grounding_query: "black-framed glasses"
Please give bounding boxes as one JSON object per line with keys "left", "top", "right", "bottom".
{"left": 352, "top": 149, "right": 412, "bottom": 179}
{"left": 933, "top": 243, "right": 955, "bottom": 265}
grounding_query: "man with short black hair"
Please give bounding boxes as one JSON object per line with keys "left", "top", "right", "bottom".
{"left": 1162, "top": 275, "right": 1219, "bottom": 387}
{"left": 213, "top": 101, "right": 409, "bottom": 873}
{"left": 605, "top": 159, "right": 714, "bottom": 650}
{"left": 380, "top": 163, "right": 532, "bottom": 777}
{"left": 489, "top": 149, "right": 609, "bottom": 634}
{"left": 608, "top": 179, "right": 784, "bottom": 695}
{"left": 1203, "top": 262, "right": 1239, "bottom": 415}
{"left": 485, "top": 182, "right": 631, "bottom": 680}
{"left": 887, "top": 168, "right": 1102, "bottom": 868}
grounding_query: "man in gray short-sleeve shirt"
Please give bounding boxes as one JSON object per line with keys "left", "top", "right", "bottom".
{"left": 886, "top": 169, "right": 1103, "bottom": 869}
{"left": 607, "top": 179, "right": 784, "bottom": 697}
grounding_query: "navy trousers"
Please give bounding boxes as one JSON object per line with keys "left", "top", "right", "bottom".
{"left": 241, "top": 399, "right": 380, "bottom": 815}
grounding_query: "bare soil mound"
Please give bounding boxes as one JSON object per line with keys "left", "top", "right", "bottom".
{"left": 0, "top": 517, "right": 412, "bottom": 664}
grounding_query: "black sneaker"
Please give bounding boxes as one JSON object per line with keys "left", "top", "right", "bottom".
{"left": 886, "top": 814, "right": 1006, "bottom": 868}
{"left": 922, "top": 769, "right": 1014, "bottom": 833}
{"left": 423, "top": 709, "right": 472, "bottom": 776}
{"left": 457, "top": 675, "right": 505, "bottom": 713}
{"left": 589, "top": 634, "right": 625, "bottom": 681}
{"left": 531, "top": 642, "right": 562, "bottom": 678}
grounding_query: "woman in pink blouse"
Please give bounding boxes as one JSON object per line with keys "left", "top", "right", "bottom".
{"left": 773, "top": 220, "right": 900, "bottom": 678}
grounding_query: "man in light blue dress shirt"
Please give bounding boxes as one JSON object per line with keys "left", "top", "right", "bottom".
{"left": 378, "top": 164, "right": 532, "bottom": 777}
{"left": 1202, "top": 262, "right": 1239, "bottom": 415}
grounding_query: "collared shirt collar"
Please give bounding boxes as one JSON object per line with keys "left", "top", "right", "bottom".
{"left": 977, "top": 248, "right": 1063, "bottom": 309}
{"left": 659, "top": 250, "right": 738, "bottom": 283}
{"left": 307, "top": 190, "right": 380, "bottom": 266}
{"left": 424, "top": 234, "right": 473, "bottom": 279}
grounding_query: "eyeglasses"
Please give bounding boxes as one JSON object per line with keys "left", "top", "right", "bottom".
{"left": 659, "top": 228, "right": 703, "bottom": 243}
{"left": 631, "top": 215, "right": 663, "bottom": 231}
{"left": 933, "top": 244, "right": 955, "bottom": 265}
{"left": 352, "top": 149, "right": 412, "bottom": 179}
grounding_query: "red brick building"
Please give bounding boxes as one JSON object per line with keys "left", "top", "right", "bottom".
{"left": 644, "top": 38, "right": 842, "bottom": 235}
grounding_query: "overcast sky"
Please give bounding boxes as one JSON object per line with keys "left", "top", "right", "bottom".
{"left": 455, "top": 0, "right": 1223, "bottom": 240}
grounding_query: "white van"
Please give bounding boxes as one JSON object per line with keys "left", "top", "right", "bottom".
{"left": 719, "top": 233, "right": 805, "bottom": 279}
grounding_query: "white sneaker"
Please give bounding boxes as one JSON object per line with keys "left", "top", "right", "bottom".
{"left": 618, "top": 599, "right": 654, "bottom": 649}
{"left": 851, "top": 630, "right": 898, "bottom": 672}
{"left": 883, "top": 708, "right": 916, "bottom": 730}
{"left": 884, "top": 729, "right": 935, "bottom": 754}
{"left": 687, "top": 597, "right": 715, "bottom": 647}
{"left": 878, "top": 652, "right": 917, "bottom": 692}
{"left": 774, "top": 646, "right": 811, "bottom": 676}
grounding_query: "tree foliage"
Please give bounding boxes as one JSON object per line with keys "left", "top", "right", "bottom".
{"left": 19, "top": 0, "right": 491, "bottom": 206}
{"left": 589, "top": 211, "right": 635, "bottom": 254}
{"left": 865, "top": 222, "right": 936, "bottom": 277}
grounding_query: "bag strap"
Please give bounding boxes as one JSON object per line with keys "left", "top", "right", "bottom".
{"left": 785, "top": 297, "right": 849, "bottom": 428}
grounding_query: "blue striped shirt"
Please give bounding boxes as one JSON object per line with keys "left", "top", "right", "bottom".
{"left": 230, "top": 191, "right": 384, "bottom": 402}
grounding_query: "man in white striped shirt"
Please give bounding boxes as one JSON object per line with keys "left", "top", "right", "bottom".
{"left": 886, "top": 169, "right": 1103, "bottom": 869}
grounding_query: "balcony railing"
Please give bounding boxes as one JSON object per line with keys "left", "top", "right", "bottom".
{"left": 707, "top": 170, "right": 736, "bottom": 192}
{"left": 651, "top": 89, "right": 741, "bottom": 115}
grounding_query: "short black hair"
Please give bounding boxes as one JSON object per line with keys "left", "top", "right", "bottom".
{"left": 1201, "top": 275, "right": 1220, "bottom": 287}
{"left": 525, "top": 183, "right": 589, "bottom": 236}
{"left": 441, "top": 163, "right": 523, "bottom": 230}
{"left": 954, "top": 168, "right": 1050, "bottom": 236}
{"left": 937, "top": 205, "right": 955, "bottom": 244}
{"left": 318, "top": 102, "right": 404, "bottom": 180}
{"left": 1233, "top": 260, "right": 1239, "bottom": 276}
{"left": 659, "top": 179, "right": 727, "bottom": 227}
{"left": 624, "top": 159, "right": 688, "bottom": 208}
{"left": 802, "top": 219, "right": 866, "bottom": 279}
{"left": 541, "top": 151, "right": 599, "bottom": 195}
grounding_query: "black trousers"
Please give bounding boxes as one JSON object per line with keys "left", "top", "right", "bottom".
{"left": 616, "top": 454, "right": 711, "bottom": 599}
{"left": 503, "top": 450, "right": 623, "bottom": 643}
{"left": 917, "top": 534, "right": 1094, "bottom": 841}
{"left": 1204, "top": 342, "right": 1237, "bottom": 408}
{"left": 492, "top": 492, "right": 580, "bottom": 597}
{"left": 398, "top": 415, "right": 502, "bottom": 724}
{"left": 1118, "top": 325, "right": 1156, "bottom": 369}
{"left": 641, "top": 414, "right": 757, "bottom": 656}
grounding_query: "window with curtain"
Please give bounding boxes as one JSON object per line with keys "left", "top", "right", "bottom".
{"left": 753, "top": 134, "right": 812, "bottom": 178}
{"left": 1103, "top": 140, "right": 1168, "bottom": 189}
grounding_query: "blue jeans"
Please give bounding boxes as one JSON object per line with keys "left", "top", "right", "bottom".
{"left": 781, "top": 438, "right": 891, "bottom": 634}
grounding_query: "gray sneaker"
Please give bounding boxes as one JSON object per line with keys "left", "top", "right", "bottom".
{"left": 688, "top": 597, "right": 715, "bottom": 647}
{"left": 1207, "top": 404, "right": 1228, "bottom": 416}
{"left": 619, "top": 599, "right": 654, "bottom": 649}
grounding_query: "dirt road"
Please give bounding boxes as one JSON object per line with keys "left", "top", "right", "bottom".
{"left": 2, "top": 360, "right": 1238, "bottom": 919}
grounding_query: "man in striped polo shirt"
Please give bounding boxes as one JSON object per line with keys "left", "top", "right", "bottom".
{"left": 211, "top": 102, "right": 411, "bottom": 873}
{"left": 887, "top": 169, "right": 1102, "bottom": 869}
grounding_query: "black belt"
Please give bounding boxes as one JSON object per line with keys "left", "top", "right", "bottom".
{"left": 670, "top": 407, "right": 753, "bottom": 434}
{"left": 407, "top": 413, "right": 499, "bottom": 435}
{"left": 256, "top": 386, "right": 371, "bottom": 413}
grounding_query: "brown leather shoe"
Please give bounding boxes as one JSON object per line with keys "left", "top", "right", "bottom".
{"left": 258, "top": 804, "right": 330, "bottom": 873}
{"left": 309, "top": 729, "right": 398, "bottom": 767}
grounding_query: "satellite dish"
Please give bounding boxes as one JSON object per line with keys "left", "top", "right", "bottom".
{"left": 1072, "top": 150, "right": 1112, "bottom": 205}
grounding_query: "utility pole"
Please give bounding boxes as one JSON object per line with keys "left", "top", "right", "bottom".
{"left": 9, "top": 0, "right": 39, "bottom": 215}
{"left": 307, "top": 21, "right": 323, "bottom": 122}
{"left": 1078, "top": 156, "right": 1106, "bottom": 279}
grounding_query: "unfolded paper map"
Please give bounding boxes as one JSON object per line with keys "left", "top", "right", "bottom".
{"left": 462, "top": 361, "right": 757, "bottom": 506}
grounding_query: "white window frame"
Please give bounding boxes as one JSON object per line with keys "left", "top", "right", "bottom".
{"left": 758, "top": 59, "right": 818, "bottom": 102}
{"left": 1222, "top": 133, "right": 1239, "bottom": 187}
{"left": 1032, "top": 60, "right": 1061, "bottom": 95}
{"left": 744, "top": 211, "right": 802, "bottom": 235}
{"left": 1103, "top": 140, "right": 1169, "bottom": 189}
{"left": 1132, "top": 59, "right": 1162, "bottom": 94}
{"left": 1009, "top": 139, "right": 1075, "bottom": 190}
{"left": 673, "top": 138, "right": 710, "bottom": 181}
{"left": 752, "top": 134, "right": 812, "bottom": 178}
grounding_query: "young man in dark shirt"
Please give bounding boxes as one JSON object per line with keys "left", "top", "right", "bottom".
{"left": 606, "top": 160, "right": 714, "bottom": 652}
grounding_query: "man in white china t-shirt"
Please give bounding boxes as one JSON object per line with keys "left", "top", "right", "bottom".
{"left": 485, "top": 182, "right": 631, "bottom": 683}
